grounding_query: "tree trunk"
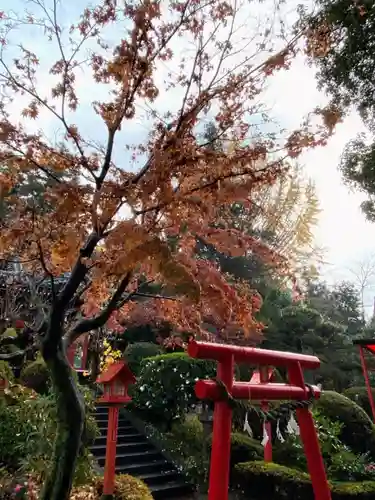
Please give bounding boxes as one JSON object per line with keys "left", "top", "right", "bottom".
{"left": 40, "top": 332, "right": 85, "bottom": 500}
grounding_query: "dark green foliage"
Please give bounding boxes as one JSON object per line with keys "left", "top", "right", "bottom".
{"left": 209, "top": 432, "right": 263, "bottom": 472}
{"left": 343, "top": 387, "right": 375, "bottom": 420}
{"left": 229, "top": 433, "right": 263, "bottom": 467}
{"left": 273, "top": 409, "right": 345, "bottom": 474}
{"left": 121, "top": 324, "right": 159, "bottom": 345}
{"left": 124, "top": 342, "right": 162, "bottom": 376}
{"left": 273, "top": 438, "right": 307, "bottom": 471}
{"left": 303, "top": 0, "right": 375, "bottom": 124}
{"left": 234, "top": 461, "right": 375, "bottom": 500}
{"left": 315, "top": 391, "right": 375, "bottom": 458}
{"left": 20, "top": 356, "right": 50, "bottom": 394}
{"left": 145, "top": 415, "right": 210, "bottom": 486}
{"left": 131, "top": 353, "right": 216, "bottom": 427}
{"left": 262, "top": 281, "right": 364, "bottom": 390}
{"left": 303, "top": 0, "right": 375, "bottom": 220}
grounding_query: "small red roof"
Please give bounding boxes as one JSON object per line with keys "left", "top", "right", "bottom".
{"left": 96, "top": 361, "right": 136, "bottom": 384}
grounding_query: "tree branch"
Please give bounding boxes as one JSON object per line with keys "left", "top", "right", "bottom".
{"left": 132, "top": 292, "right": 180, "bottom": 301}
{"left": 64, "top": 271, "right": 132, "bottom": 346}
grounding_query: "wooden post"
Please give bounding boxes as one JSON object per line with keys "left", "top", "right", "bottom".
{"left": 103, "top": 405, "right": 120, "bottom": 496}
{"left": 208, "top": 356, "right": 234, "bottom": 500}
{"left": 288, "top": 362, "right": 331, "bottom": 500}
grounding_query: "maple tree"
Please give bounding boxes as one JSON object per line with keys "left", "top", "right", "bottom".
{"left": 0, "top": 0, "right": 338, "bottom": 498}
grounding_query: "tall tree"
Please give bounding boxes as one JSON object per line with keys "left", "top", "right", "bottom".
{"left": 0, "top": 1, "right": 336, "bottom": 498}
{"left": 302, "top": 0, "right": 375, "bottom": 220}
{"left": 198, "top": 121, "right": 323, "bottom": 290}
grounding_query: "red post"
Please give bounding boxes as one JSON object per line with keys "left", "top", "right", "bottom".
{"left": 103, "top": 405, "right": 119, "bottom": 496}
{"left": 208, "top": 355, "right": 234, "bottom": 500}
{"left": 359, "top": 346, "right": 375, "bottom": 423}
{"left": 288, "top": 363, "right": 331, "bottom": 500}
{"left": 260, "top": 366, "right": 272, "bottom": 462}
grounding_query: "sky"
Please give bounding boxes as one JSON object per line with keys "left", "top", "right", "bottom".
{"left": 266, "top": 54, "right": 375, "bottom": 313}
{"left": 3, "top": 0, "right": 375, "bottom": 313}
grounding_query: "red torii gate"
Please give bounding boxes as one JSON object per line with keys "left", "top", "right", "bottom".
{"left": 187, "top": 340, "right": 331, "bottom": 500}
{"left": 353, "top": 338, "right": 375, "bottom": 423}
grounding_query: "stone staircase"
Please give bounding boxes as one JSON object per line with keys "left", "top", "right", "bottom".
{"left": 90, "top": 404, "right": 193, "bottom": 499}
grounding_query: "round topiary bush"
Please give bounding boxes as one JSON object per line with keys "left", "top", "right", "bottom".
{"left": 94, "top": 473, "right": 153, "bottom": 499}
{"left": 19, "top": 356, "right": 50, "bottom": 394}
{"left": 125, "top": 342, "right": 162, "bottom": 376}
{"left": 315, "top": 391, "right": 375, "bottom": 458}
{"left": 343, "top": 387, "right": 375, "bottom": 420}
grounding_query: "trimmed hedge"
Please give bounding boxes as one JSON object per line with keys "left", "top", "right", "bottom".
{"left": 234, "top": 461, "right": 314, "bottom": 500}
{"left": 131, "top": 352, "right": 217, "bottom": 427}
{"left": 315, "top": 391, "right": 375, "bottom": 458}
{"left": 125, "top": 342, "right": 162, "bottom": 376}
{"left": 234, "top": 461, "right": 375, "bottom": 500}
{"left": 207, "top": 431, "right": 263, "bottom": 472}
{"left": 343, "top": 387, "right": 375, "bottom": 420}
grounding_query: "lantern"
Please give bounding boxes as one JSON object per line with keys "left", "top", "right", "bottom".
{"left": 96, "top": 361, "right": 136, "bottom": 496}
{"left": 96, "top": 361, "right": 136, "bottom": 404}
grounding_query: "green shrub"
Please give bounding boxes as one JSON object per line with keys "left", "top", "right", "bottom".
{"left": 0, "top": 382, "right": 96, "bottom": 485}
{"left": 315, "top": 391, "right": 375, "bottom": 458}
{"left": 125, "top": 342, "right": 162, "bottom": 376}
{"left": 114, "top": 474, "right": 153, "bottom": 500}
{"left": 234, "top": 461, "right": 375, "bottom": 500}
{"left": 273, "top": 409, "right": 344, "bottom": 472}
{"left": 343, "top": 387, "right": 375, "bottom": 420}
{"left": 145, "top": 415, "right": 210, "bottom": 486}
{"left": 273, "top": 438, "right": 307, "bottom": 470}
{"left": 331, "top": 482, "right": 375, "bottom": 499}
{"left": 329, "top": 450, "right": 375, "bottom": 482}
{"left": 229, "top": 433, "right": 264, "bottom": 470}
{"left": 19, "top": 356, "right": 50, "bottom": 394}
{"left": 0, "top": 361, "right": 14, "bottom": 384}
{"left": 131, "top": 352, "right": 216, "bottom": 427}
{"left": 93, "top": 473, "right": 153, "bottom": 499}
{"left": 169, "top": 414, "right": 206, "bottom": 455}
{"left": 234, "top": 461, "right": 314, "bottom": 500}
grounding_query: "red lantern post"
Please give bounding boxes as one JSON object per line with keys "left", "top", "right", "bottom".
{"left": 188, "top": 340, "right": 331, "bottom": 500}
{"left": 96, "top": 361, "right": 136, "bottom": 496}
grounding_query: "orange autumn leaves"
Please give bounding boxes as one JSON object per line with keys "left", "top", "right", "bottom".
{"left": 0, "top": 0, "right": 340, "bottom": 345}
